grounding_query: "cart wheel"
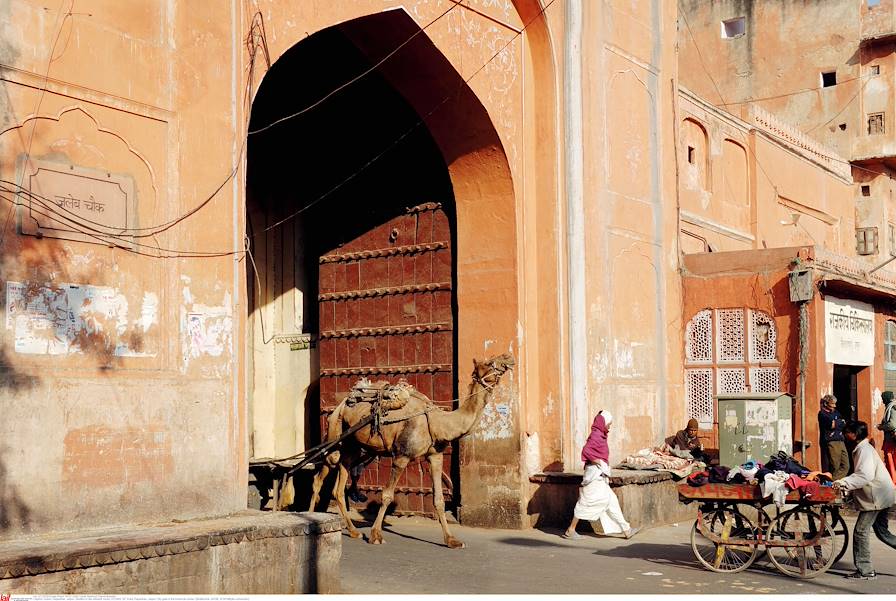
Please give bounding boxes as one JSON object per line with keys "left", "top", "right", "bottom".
{"left": 766, "top": 506, "right": 837, "bottom": 579}
{"left": 823, "top": 506, "right": 850, "bottom": 566}
{"left": 711, "top": 504, "right": 773, "bottom": 560}
{"left": 779, "top": 505, "right": 849, "bottom": 566}
{"left": 691, "top": 508, "right": 759, "bottom": 573}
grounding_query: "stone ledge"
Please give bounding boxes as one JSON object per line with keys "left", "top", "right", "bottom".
{"left": 0, "top": 510, "right": 340, "bottom": 580}
{"left": 529, "top": 469, "right": 675, "bottom": 487}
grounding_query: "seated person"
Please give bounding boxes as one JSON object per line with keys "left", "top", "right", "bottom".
{"left": 666, "top": 419, "right": 710, "bottom": 463}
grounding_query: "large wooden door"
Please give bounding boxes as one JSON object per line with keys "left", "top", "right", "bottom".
{"left": 318, "top": 202, "right": 454, "bottom": 514}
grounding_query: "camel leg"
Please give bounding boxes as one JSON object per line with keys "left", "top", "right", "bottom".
{"left": 332, "top": 459, "right": 362, "bottom": 539}
{"left": 308, "top": 450, "right": 339, "bottom": 511}
{"left": 308, "top": 464, "right": 330, "bottom": 511}
{"left": 427, "top": 452, "right": 464, "bottom": 549}
{"left": 369, "top": 455, "right": 409, "bottom": 545}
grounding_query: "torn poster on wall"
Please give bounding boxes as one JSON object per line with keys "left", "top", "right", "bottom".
{"left": 5, "top": 281, "right": 157, "bottom": 356}
{"left": 184, "top": 309, "right": 232, "bottom": 359}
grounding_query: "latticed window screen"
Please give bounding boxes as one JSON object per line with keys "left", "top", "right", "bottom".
{"left": 686, "top": 309, "right": 713, "bottom": 363}
{"left": 716, "top": 308, "right": 745, "bottom": 362}
{"left": 885, "top": 321, "right": 896, "bottom": 392}
{"left": 685, "top": 368, "right": 714, "bottom": 425}
{"left": 718, "top": 368, "right": 747, "bottom": 394}
{"left": 685, "top": 308, "right": 781, "bottom": 425}
{"left": 750, "top": 367, "right": 781, "bottom": 394}
{"left": 749, "top": 309, "right": 777, "bottom": 362}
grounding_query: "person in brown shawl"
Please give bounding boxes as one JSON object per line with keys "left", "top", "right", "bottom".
{"left": 666, "top": 418, "right": 709, "bottom": 463}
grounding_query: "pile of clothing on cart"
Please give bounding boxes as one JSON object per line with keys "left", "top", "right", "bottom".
{"left": 685, "top": 451, "right": 834, "bottom": 507}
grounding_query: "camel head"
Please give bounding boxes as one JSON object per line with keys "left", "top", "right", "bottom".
{"left": 472, "top": 353, "right": 515, "bottom": 387}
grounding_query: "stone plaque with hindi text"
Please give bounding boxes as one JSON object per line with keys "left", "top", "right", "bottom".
{"left": 17, "top": 160, "right": 135, "bottom": 245}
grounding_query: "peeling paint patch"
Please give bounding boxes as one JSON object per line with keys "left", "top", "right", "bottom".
{"left": 473, "top": 402, "right": 513, "bottom": 440}
{"left": 62, "top": 425, "right": 173, "bottom": 488}
{"left": 181, "top": 287, "right": 233, "bottom": 369}
{"left": 5, "top": 281, "right": 156, "bottom": 357}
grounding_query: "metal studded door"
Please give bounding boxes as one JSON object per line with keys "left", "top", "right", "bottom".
{"left": 318, "top": 202, "right": 454, "bottom": 515}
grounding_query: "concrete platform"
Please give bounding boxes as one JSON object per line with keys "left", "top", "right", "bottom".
{"left": 0, "top": 511, "right": 341, "bottom": 594}
{"left": 528, "top": 469, "right": 696, "bottom": 529}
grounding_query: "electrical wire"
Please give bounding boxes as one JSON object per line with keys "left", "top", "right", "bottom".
{"left": 262, "top": 0, "right": 557, "bottom": 234}
{"left": 246, "top": 1, "right": 462, "bottom": 136}
{"left": 0, "top": 0, "right": 76, "bottom": 249}
{"left": 5, "top": 2, "right": 557, "bottom": 258}
{"left": 719, "top": 72, "right": 875, "bottom": 107}
{"left": 679, "top": 3, "right": 896, "bottom": 183}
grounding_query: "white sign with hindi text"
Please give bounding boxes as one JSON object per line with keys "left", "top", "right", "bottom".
{"left": 824, "top": 295, "right": 874, "bottom": 366}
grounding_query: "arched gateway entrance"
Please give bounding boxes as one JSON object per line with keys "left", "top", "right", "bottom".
{"left": 245, "top": 9, "right": 517, "bottom": 517}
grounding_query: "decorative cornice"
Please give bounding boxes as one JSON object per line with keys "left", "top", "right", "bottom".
{"left": 320, "top": 241, "right": 447, "bottom": 264}
{"left": 320, "top": 364, "right": 451, "bottom": 377}
{"left": 320, "top": 323, "right": 451, "bottom": 339}
{"left": 318, "top": 282, "right": 450, "bottom": 301}
{"left": 272, "top": 333, "right": 314, "bottom": 345}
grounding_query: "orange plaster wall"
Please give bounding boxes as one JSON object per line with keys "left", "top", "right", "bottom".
{"left": 678, "top": 92, "right": 855, "bottom": 259}
{"left": 0, "top": 0, "right": 241, "bottom": 538}
{"left": 0, "top": 0, "right": 567, "bottom": 534}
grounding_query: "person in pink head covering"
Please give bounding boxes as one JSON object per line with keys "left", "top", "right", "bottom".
{"left": 562, "top": 410, "right": 640, "bottom": 540}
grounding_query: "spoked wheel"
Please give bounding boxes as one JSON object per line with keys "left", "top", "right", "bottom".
{"left": 820, "top": 506, "right": 850, "bottom": 566}
{"left": 766, "top": 506, "right": 837, "bottom": 579}
{"left": 691, "top": 507, "right": 760, "bottom": 573}
{"left": 712, "top": 504, "right": 773, "bottom": 560}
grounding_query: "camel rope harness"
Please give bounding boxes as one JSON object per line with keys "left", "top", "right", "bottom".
{"left": 274, "top": 369, "right": 500, "bottom": 477}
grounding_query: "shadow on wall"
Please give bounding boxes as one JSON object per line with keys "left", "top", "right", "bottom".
{"left": 0, "top": 446, "right": 31, "bottom": 533}
{"left": 526, "top": 472, "right": 578, "bottom": 530}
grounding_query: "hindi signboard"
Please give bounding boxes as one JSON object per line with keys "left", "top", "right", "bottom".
{"left": 824, "top": 295, "right": 875, "bottom": 366}
{"left": 17, "top": 159, "right": 135, "bottom": 245}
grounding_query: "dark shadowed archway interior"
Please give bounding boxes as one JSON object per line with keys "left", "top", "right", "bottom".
{"left": 246, "top": 13, "right": 460, "bottom": 516}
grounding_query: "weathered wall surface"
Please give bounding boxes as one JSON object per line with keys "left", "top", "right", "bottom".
{"left": 570, "top": 0, "right": 683, "bottom": 469}
{"left": 678, "top": 89, "right": 855, "bottom": 259}
{"left": 0, "top": 1, "right": 244, "bottom": 537}
{"left": 678, "top": 0, "right": 861, "bottom": 158}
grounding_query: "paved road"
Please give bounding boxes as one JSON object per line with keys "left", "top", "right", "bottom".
{"left": 339, "top": 515, "right": 896, "bottom": 594}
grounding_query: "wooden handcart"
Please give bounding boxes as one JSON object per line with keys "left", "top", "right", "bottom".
{"left": 678, "top": 482, "right": 849, "bottom": 579}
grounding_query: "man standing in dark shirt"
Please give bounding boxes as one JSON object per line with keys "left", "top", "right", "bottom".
{"left": 819, "top": 394, "right": 849, "bottom": 480}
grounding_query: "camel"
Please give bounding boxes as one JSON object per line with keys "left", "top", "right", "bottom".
{"left": 308, "top": 353, "right": 514, "bottom": 548}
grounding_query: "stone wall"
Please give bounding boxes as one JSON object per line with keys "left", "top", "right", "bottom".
{"left": 527, "top": 470, "right": 696, "bottom": 530}
{"left": 0, "top": 512, "right": 341, "bottom": 595}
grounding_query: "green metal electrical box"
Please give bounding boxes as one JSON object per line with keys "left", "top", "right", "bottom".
{"left": 716, "top": 393, "right": 793, "bottom": 468}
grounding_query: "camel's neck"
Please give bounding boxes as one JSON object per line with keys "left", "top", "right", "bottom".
{"left": 434, "top": 377, "right": 492, "bottom": 442}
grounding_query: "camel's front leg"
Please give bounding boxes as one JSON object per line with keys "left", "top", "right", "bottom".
{"left": 427, "top": 452, "right": 463, "bottom": 548}
{"left": 332, "top": 460, "right": 362, "bottom": 539}
{"left": 369, "top": 456, "right": 409, "bottom": 544}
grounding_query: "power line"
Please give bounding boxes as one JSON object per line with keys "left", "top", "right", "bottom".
{"left": 4, "top": 2, "right": 557, "bottom": 258}
{"left": 261, "top": 0, "right": 557, "bottom": 235}
{"left": 247, "top": 1, "right": 462, "bottom": 136}
{"left": 719, "top": 72, "right": 874, "bottom": 106}
{"left": 0, "top": 0, "right": 76, "bottom": 249}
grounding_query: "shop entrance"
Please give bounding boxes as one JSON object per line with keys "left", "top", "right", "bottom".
{"left": 832, "top": 365, "right": 863, "bottom": 421}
